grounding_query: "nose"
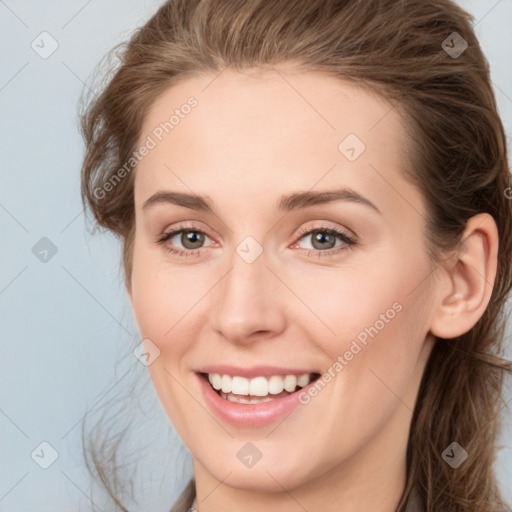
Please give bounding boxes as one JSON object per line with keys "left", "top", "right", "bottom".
{"left": 209, "top": 248, "right": 287, "bottom": 345}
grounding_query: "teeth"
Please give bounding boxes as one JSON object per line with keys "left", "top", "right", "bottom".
{"left": 297, "top": 374, "right": 310, "bottom": 387}
{"left": 221, "top": 374, "right": 232, "bottom": 393}
{"left": 284, "top": 375, "right": 297, "bottom": 392}
{"left": 232, "top": 376, "right": 249, "bottom": 395}
{"left": 222, "top": 392, "right": 275, "bottom": 404}
{"left": 207, "top": 372, "right": 313, "bottom": 397}
{"left": 268, "top": 375, "right": 284, "bottom": 394}
{"left": 250, "top": 376, "right": 268, "bottom": 396}
{"left": 209, "top": 373, "right": 222, "bottom": 390}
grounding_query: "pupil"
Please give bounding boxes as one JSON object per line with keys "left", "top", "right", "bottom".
{"left": 182, "top": 231, "right": 204, "bottom": 249}
{"left": 312, "top": 231, "right": 335, "bottom": 250}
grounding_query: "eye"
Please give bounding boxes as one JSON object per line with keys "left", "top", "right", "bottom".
{"left": 156, "top": 223, "right": 215, "bottom": 256}
{"left": 173, "top": 230, "right": 205, "bottom": 250}
{"left": 292, "top": 225, "right": 357, "bottom": 257}
{"left": 155, "top": 222, "right": 357, "bottom": 259}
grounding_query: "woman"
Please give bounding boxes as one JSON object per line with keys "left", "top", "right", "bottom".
{"left": 79, "top": 0, "right": 512, "bottom": 511}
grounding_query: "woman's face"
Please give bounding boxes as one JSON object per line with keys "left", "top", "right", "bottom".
{"left": 129, "top": 67, "right": 438, "bottom": 496}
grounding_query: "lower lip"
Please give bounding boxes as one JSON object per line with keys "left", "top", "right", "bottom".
{"left": 197, "top": 373, "right": 317, "bottom": 428}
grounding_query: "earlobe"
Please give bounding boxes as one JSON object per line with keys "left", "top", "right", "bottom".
{"left": 429, "top": 213, "right": 499, "bottom": 340}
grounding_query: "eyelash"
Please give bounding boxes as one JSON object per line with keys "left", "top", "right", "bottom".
{"left": 156, "top": 222, "right": 357, "bottom": 259}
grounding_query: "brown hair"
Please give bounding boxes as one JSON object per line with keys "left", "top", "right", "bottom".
{"left": 80, "top": 0, "right": 512, "bottom": 510}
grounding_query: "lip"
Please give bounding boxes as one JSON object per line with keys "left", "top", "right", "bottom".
{"left": 196, "top": 371, "right": 320, "bottom": 427}
{"left": 197, "top": 365, "right": 318, "bottom": 379}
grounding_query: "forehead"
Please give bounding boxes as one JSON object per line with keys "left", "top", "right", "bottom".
{"left": 134, "top": 67, "right": 418, "bottom": 215}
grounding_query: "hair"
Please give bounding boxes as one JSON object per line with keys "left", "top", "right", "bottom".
{"left": 79, "top": 0, "right": 512, "bottom": 511}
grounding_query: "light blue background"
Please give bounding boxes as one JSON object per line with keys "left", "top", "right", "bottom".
{"left": 1, "top": 1, "right": 511, "bottom": 510}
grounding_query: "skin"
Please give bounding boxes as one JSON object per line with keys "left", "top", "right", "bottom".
{"left": 127, "top": 65, "right": 498, "bottom": 512}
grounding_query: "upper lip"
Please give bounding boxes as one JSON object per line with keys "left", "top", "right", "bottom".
{"left": 197, "top": 365, "right": 320, "bottom": 379}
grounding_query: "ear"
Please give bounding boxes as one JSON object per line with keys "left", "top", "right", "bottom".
{"left": 429, "top": 213, "right": 499, "bottom": 339}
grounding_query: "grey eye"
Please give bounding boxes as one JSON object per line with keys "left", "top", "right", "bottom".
{"left": 179, "top": 230, "right": 205, "bottom": 249}
{"left": 310, "top": 231, "right": 337, "bottom": 250}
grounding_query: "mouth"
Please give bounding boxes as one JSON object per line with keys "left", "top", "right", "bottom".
{"left": 199, "top": 371, "right": 322, "bottom": 405}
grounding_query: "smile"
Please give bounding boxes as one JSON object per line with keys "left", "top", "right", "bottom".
{"left": 196, "top": 368, "right": 322, "bottom": 427}
{"left": 206, "top": 372, "right": 318, "bottom": 404}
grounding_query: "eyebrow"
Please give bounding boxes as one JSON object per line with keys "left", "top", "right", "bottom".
{"left": 141, "top": 187, "right": 381, "bottom": 214}
{"left": 278, "top": 188, "right": 381, "bottom": 214}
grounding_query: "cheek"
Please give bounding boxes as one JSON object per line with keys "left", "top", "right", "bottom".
{"left": 287, "top": 267, "right": 424, "bottom": 351}
{"left": 286, "top": 267, "right": 432, "bottom": 450}
{"left": 129, "top": 243, "right": 199, "bottom": 356}
{"left": 286, "top": 249, "right": 433, "bottom": 391}
{"left": 129, "top": 249, "right": 206, "bottom": 433}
